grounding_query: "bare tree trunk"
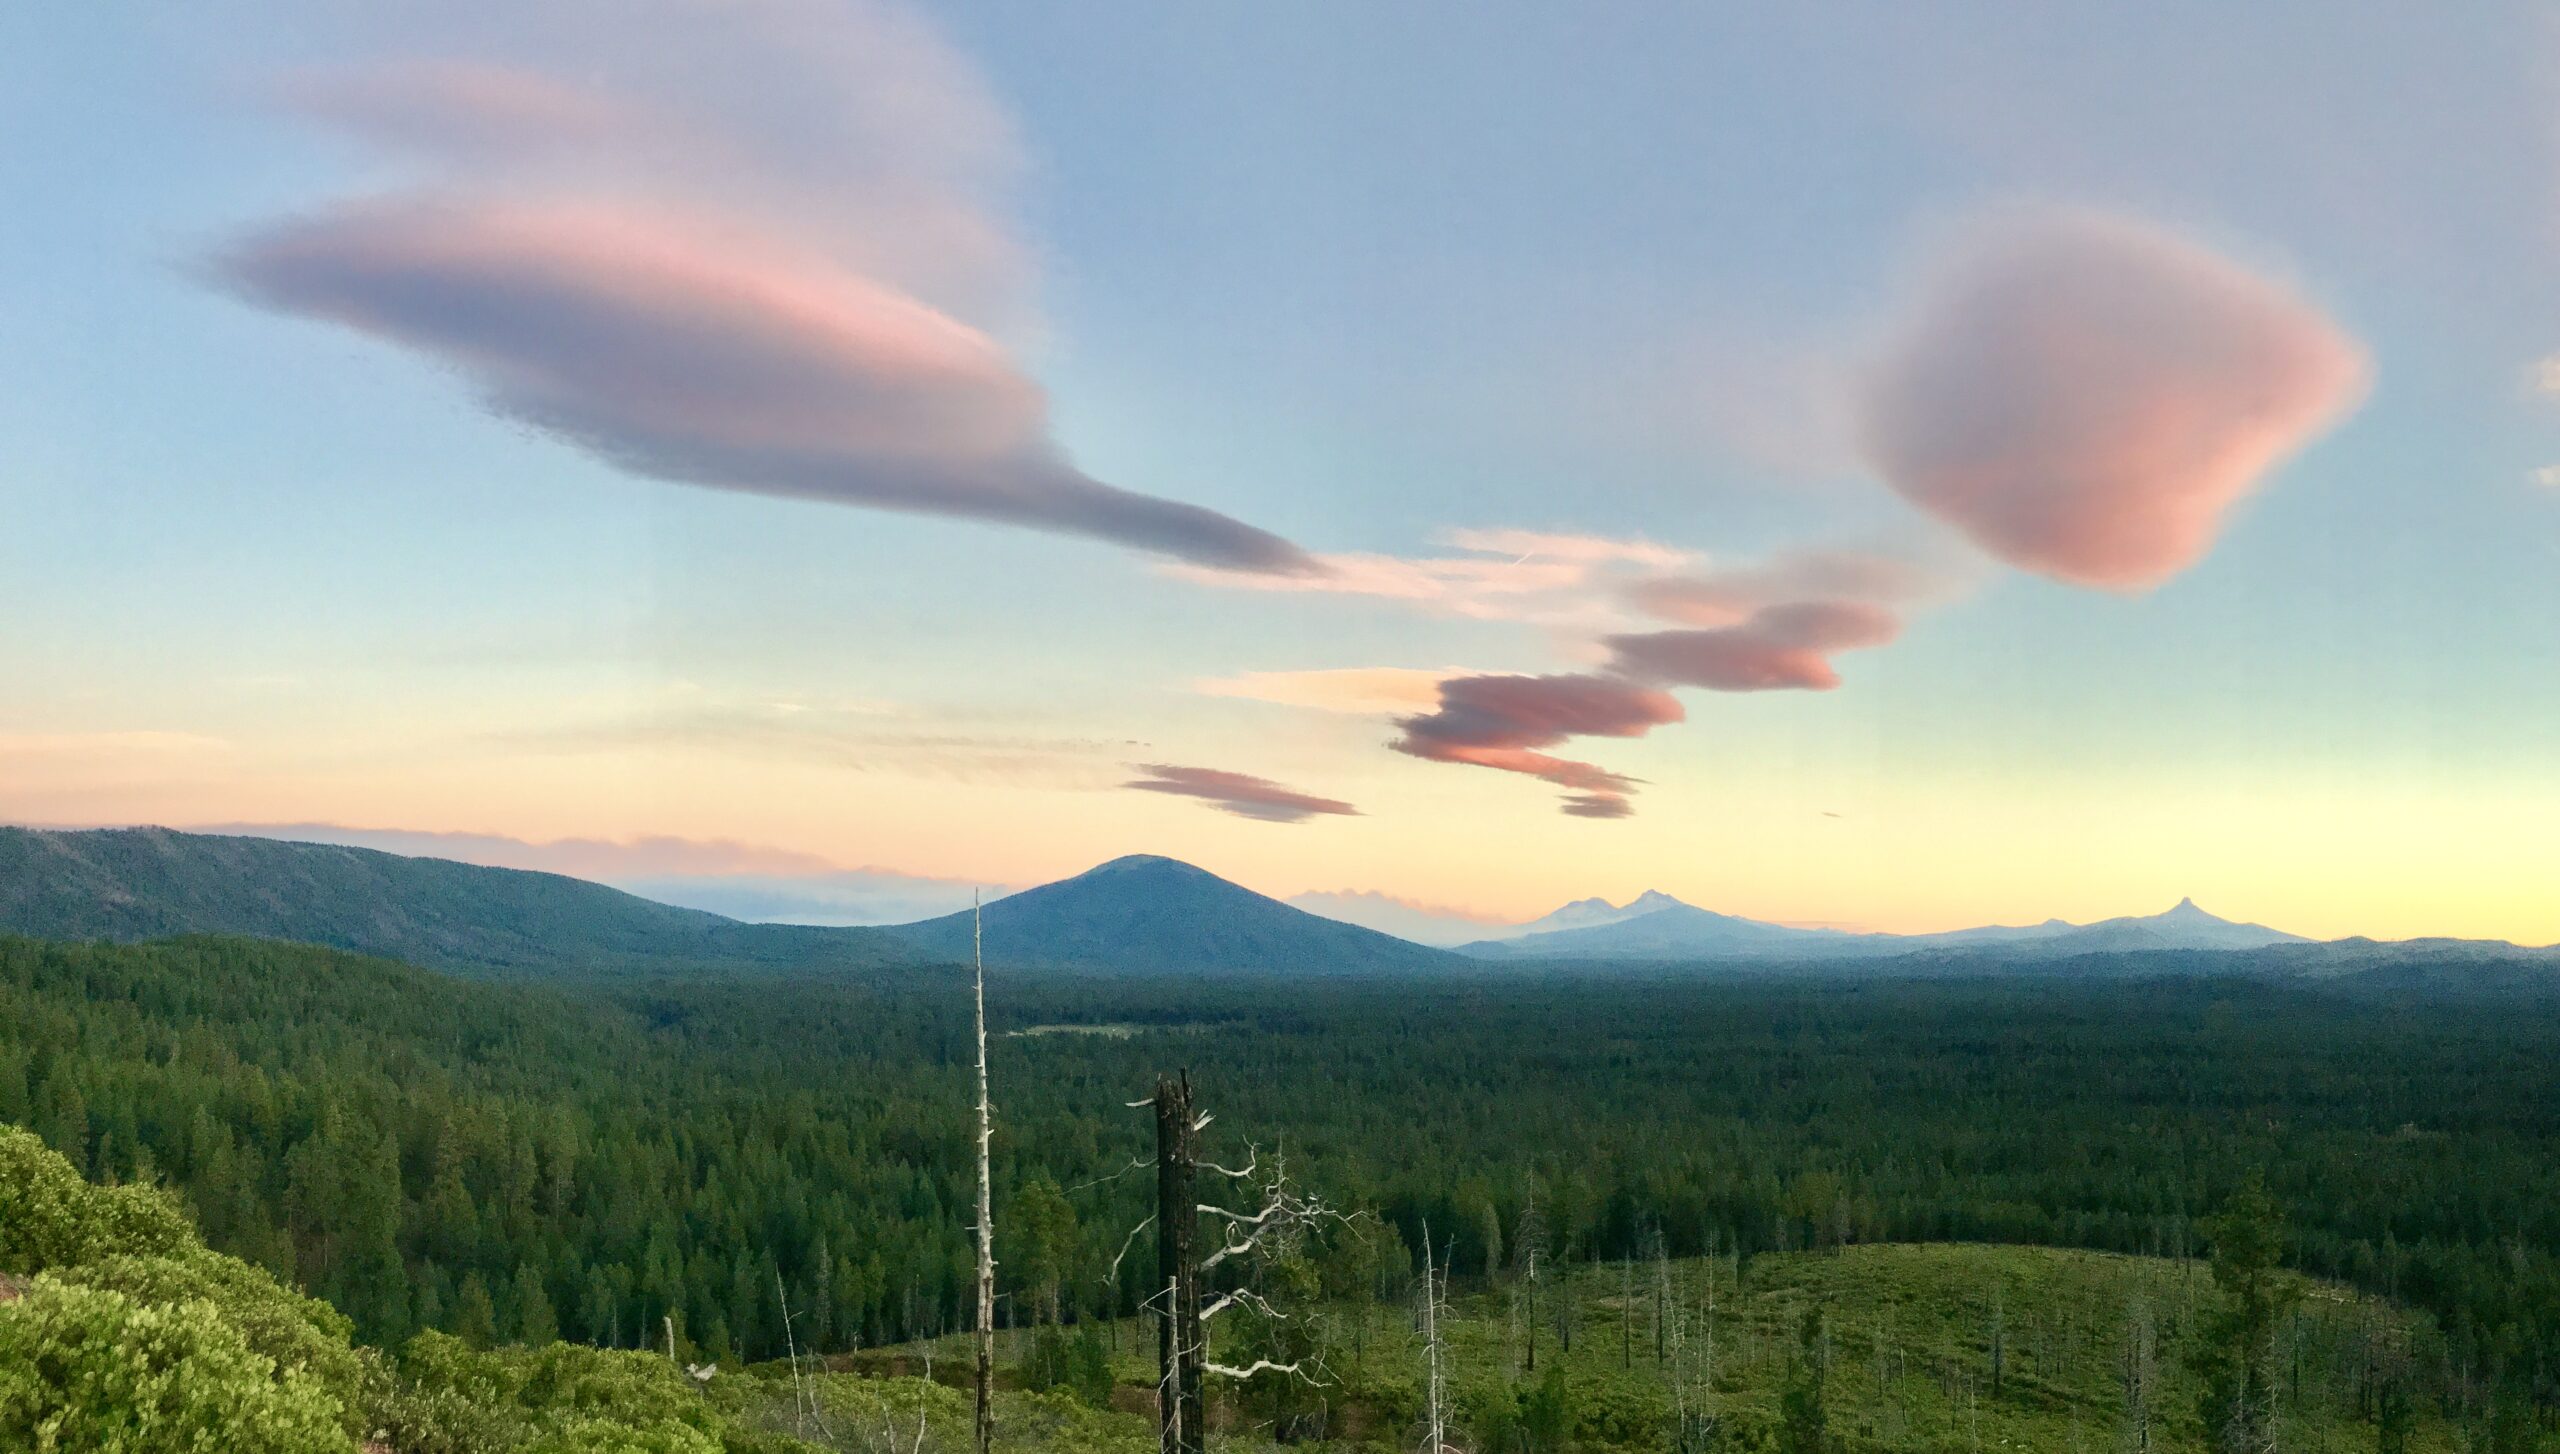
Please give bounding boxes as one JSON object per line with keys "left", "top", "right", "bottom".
{"left": 1155, "top": 1073, "right": 1203, "bottom": 1454}
{"left": 1422, "top": 1222, "right": 1447, "bottom": 1454}
{"left": 973, "top": 896, "right": 996, "bottom": 1454}
{"left": 1621, "top": 1255, "right": 1633, "bottom": 1370}
{"left": 1524, "top": 1246, "right": 1538, "bottom": 1373}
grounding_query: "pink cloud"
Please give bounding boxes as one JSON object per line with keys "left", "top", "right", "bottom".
{"left": 1607, "top": 600, "right": 1901, "bottom": 692}
{"left": 1392, "top": 673, "right": 1684, "bottom": 818}
{"left": 1858, "top": 209, "right": 2369, "bottom": 590}
{"left": 215, "top": 5, "right": 1316, "bottom": 574}
{"left": 1625, "top": 546, "right": 1958, "bottom": 628}
{"left": 1434, "top": 528, "right": 1690, "bottom": 568}
{"left": 1167, "top": 528, "right": 1684, "bottom": 626}
{"left": 1122, "top": 764, "right": 1360, "bottom": 823}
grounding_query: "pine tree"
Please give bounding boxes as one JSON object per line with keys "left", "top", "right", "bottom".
{"left": 414, "top": 1262, "right": 448, "bottom": 1336}
{"left": 510, "top": 1262, "right": 560, "bottom": 1346}
{"left": 2195, "top": 1171, "right": 2296, "bottom": 1454}
{"left": 455, "top": 1270, "right": 498, "bottom": 1350}
{"left": 1781, "top": 1304, "right": 1830, "bottom": 1454}
{"left": 338, "top": 1124, "right": 410, "bottom": 1345}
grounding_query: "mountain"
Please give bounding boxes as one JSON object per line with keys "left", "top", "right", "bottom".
{"left": 896, "top": 854, "right": 1460, "bottom": 973}
{"left": 1504, "top": 889, "right": 1692, "bottom": 940}
{"left": 1463, "top": 895, "right": 2308, "bottom": 962}
{"left": 1462, "top": 900, "right": 1872, "bottom": 960}
{"left": 2023, "top": 897, "right": 2307, "bottom": 954}
{"left": 0, "top": 826, "right": 923, "bottom": 974}
{"left": 1289, "top": 887, "right": 1699, "bottom": 947}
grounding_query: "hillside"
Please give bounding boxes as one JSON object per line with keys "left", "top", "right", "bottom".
{"left": 0, "top": 826, "right": 925, "bottom": 974}
{"left": 893, "top": 853, "right": 1461, "bottom": 973}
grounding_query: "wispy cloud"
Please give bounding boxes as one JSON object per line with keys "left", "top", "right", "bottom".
{"left": 1433, "top": 528, "right": 1689, "bottom": 567}
{"left": 506, "top": 693, "right": 1131, "bottom": 786}
{"left": 216, "top": 0, "right": 1314, "bottom": 573}
{"left": 1607, "top": 600, "right": 1901, "bottom": 692}
{"left": 1166, "top": 528, "right": 1682, "bottom": 626}
{"left": 1623, "top": 544, "right": 1964, "bottom": 628}
{"left": 1122, "top": 764, "right": 1360, "bottom": 823}
{"left": 1192, "top": 667, "right": 1471, "bottom": 716}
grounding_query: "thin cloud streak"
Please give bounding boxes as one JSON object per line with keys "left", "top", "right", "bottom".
{"left": 1193, "top": 667, "right": 1472, "bottom": 716}
{"left": 1606, "top": 600, "right": 1902, "bottom": 692}
{"left": 1122, "top": 764, "right": 1361, "bottom": 823}
{"left": 1166, "top": 528, "right": 1681, "bottom": 626}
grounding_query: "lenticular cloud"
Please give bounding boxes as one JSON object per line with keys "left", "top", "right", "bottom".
{"left": 213, "top": 0, "right": 1316, "bottom": 575}
{"left": 1123, "top": 765, "right": 1361, "bottom": 824}
{"left": 1391, "top": 673, "right": 1684, "bottom": 819}
{"left": 1858, "top": 210, "right": 2369, "bottom": 591}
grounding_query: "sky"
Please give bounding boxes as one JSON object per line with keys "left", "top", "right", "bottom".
{"left": 5, "top": 1, "right": 2559, "bottom": 944}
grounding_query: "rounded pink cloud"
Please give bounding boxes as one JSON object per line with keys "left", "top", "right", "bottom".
{"left": 1858, "top": 210, "right": 2370, "bottom": 591}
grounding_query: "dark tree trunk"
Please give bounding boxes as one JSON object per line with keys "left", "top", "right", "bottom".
{"left": 1156, "top": 1073, "right": 1204, "bottom": 1454}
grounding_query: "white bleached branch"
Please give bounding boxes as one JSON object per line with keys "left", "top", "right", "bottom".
{"left": 1104, "top": 1213, "right": 1158, "bottom": 1286}
{"left": 1071, "top": 1155, "right": 1154, "bottom": 1193}
{"left": 1203, "top": 1357, "right": 1313, "bottom": 1382}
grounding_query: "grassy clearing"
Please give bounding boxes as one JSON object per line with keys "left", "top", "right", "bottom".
{"left": 859, "top": 1244, "right": 2460, "bottom": 1452}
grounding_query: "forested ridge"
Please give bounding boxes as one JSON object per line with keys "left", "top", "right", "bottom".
{"left": 6, "top": 931, "right": 2560, "bottom": 1432}
{"left": 0, "top": 826, "right": 920, "bottom": 973}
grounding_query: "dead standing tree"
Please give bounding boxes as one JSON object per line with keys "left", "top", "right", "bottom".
{"left": 1124, "top": 1071, "right": 1351, "bottom": 1454}
{"left": 1419, "top": 1221, "right": 1453, "bottom": 1454}
{"left": 971, "top": 895, "right": 996, "bottom": 1454}
{"left": 1154, "top": 1073, "right": 1204, "bottom": 1453}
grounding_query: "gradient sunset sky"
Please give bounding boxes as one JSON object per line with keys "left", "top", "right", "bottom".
{"left": 6, "top": 1, "right": 2558, "bottom": 943}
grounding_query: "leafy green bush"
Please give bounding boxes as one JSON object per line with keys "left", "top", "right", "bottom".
{"left": 0, "top": 1125, "right": 191, "bottom": 1274}
{"left": 397, "top": 1330, "right": 762, "bottom": 1452}
{"left": 0, "top": 1275, "right": 351, "bottom": 1452}
{"left": 53, "top": 1252, "right": 368, "bottom": 1417}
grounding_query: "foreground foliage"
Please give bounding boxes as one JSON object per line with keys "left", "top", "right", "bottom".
{"left": 0, "top": 1125, "right": 828, "bottom": 1452}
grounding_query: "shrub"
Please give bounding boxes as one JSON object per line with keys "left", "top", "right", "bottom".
{"left": 0, "top": 1275, "right": 350, "bottom": 1453}
{"left": 53, "top": 1251, "right": 366, "bottom": 1416}
{"left": 0, "top": 1126, "right": 191, "bottom": 1275}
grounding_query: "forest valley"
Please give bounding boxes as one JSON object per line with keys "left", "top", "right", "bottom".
{"left": 5, "top": 930, "right": 2560, "bottom": 1452}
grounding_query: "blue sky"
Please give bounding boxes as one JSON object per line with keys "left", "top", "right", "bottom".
{"left": 5, "top": 1, "right": 2557, "bottom": 941}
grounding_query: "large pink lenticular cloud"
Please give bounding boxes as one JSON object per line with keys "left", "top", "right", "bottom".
{"left": 1858, "top": 210, "right": 2369, "bottom": 591}
{"left": 212, "top": 3, "right": 1317, "bottom": 574}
